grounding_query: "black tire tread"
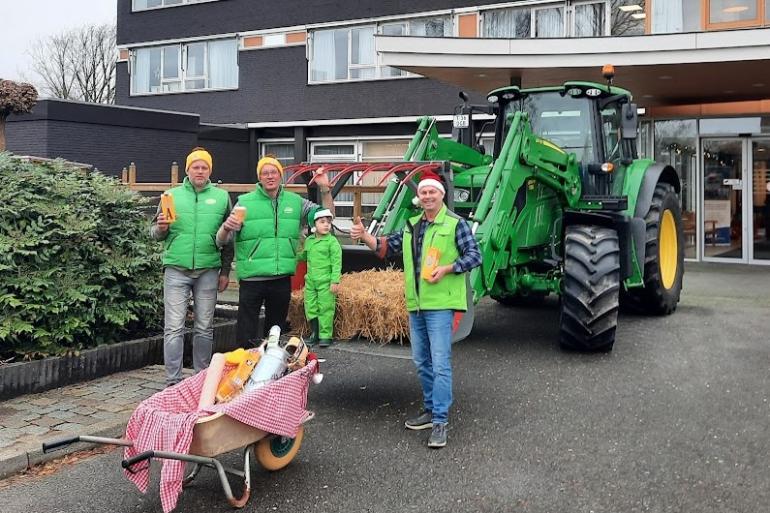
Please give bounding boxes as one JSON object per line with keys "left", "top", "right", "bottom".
{"left": 559, "top": 225, "right": 621, "bottom": 352}
{"left": 623, "top": 182, "right": 684, "bottom": 315}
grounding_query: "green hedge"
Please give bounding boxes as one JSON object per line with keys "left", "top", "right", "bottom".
{"left": 0, "top": 154, "right": 163, "bottom": 358}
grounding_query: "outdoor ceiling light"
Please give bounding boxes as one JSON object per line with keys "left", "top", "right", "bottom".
{"left": 723, "top": 6, "right": 750, "bottom": 14}
{"left": 618, "top": 4, "right": 643, "bottom": 12}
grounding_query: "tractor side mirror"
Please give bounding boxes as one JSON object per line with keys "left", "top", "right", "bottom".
{"left": 621, "top": 103, "right": 638, "bottom": 140}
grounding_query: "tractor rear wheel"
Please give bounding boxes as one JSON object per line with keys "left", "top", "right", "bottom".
{"left": 559, "top": 225, "right": 620, "bottom": 352}
{"left": 623, "top": 182, "right": 684, "bottom": 315}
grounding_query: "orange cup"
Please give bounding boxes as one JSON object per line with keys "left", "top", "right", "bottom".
{"left": 233, "top": 205, "right": 247, "bottom": 222}
{"left": 421, "top": 247, "right": 441, "bottom": 281}
{"left": 160, "top": 193, "right": 176, "bottom": 223}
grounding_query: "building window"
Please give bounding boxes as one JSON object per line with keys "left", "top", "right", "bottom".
{"left": 310, "top": 143, "right": 357, "bottom": 204}
{"left": 611, "top": 1, "right": 647, "bottom": 36}
{"left": 361, "top": 141, "right": 410, "bottom": 207}
{"left": 309, "top": 16, "right": 450, "bottom": 83}
{"left": 707, "top": 0, "right": 763, "bottom": 28}
{"left": 261, "top": 142, "right": 295, "bottom": 168}
{"left": 654, "top": 119, "right": 698, "bottom": 259}
{"left": 133, "top": 0, "right": 216, "bottom": 10}
{"left": 651, "top": 0, "right": 702, "bottom": 33}
{"left": 483, "top": 7, "right": 531, "bottom": 38}
{"left": 482, "top": 1, "right": 609, "bottom": 38}
{"left": 131, "top": 39, "right": 238, "bottom": 95}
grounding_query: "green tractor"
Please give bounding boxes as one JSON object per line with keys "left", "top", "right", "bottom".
{"left": 361, "top": 69, "right": 684, "bottom": 351}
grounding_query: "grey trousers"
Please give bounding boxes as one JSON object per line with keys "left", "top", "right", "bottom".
{"left": 163, "top": 267, "right": 219, "bottom": 385}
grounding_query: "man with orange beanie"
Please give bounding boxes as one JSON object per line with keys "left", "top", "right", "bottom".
{"left": 217, "top": 157, "right": 335, "bottom": 344}
{"left": 151, "top": 147, "right": 233, "bottom": 386}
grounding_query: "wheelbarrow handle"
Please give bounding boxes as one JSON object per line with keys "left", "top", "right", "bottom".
{"left": 43, "top": 436, "right": 80, "bottom": 453}
{"left": 122, "top": 451, "right": 155, "bottom": 474}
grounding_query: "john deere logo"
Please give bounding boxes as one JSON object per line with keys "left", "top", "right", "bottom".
{"left": 205, "top": 198, "right": 217, "bottom": 205}
{"left": 284, "top": 207, "right": 294, "bottom": 214}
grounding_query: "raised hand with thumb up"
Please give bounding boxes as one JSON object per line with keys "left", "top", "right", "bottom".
{"left": 350, "top": 216, "right": 365, "bottom": 241}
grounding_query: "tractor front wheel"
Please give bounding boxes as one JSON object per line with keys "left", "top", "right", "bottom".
{"left": 624, "top": 182, "right": 684, "bottom": 315}
{"left": 559, "top": 225, "right": 620, "bottom": 352}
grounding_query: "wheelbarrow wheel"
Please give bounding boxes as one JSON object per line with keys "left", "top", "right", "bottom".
{"left": 256, "top": 426, "right": 304, "bottom": 471}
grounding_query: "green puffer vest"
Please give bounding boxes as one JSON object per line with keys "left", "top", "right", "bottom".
{"left": 235, "top": 185, "right": 303, "bottom": 279}
{"left": 163, "top": 178, "right": 229, "bottom": 270}
{"left": 403, "top": 205, "right": 467, "bottom": 312}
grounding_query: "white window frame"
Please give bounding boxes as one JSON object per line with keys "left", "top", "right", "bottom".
{"left": 308, "top": 15, "right": 452, "bottom": 85}
{"left": 130, "top": 38, "right": 238, "bottom": 96}
{"left": 132, "top": 0, "right": 221, "bottom": 12}
{"left": 348, "top": 25, "right": 378, "bottom": 80}
{"left": 183, "top": 42, "right": 208, "bottom": 90}
{"left": 309, "top": 142, "right": 359, "bottom": 205}
{"left": 480, "top": 0, "right": 611, "bottom": 39}
{"left": 570, "top": 0, "right": 611, "bottom": 37}
{"left": 161, "top": 44, "right": 182, "bottom": 92}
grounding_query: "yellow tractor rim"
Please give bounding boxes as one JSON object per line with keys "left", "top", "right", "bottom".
{"left": 659, "top": 210, "right": 678, "bottom": 289}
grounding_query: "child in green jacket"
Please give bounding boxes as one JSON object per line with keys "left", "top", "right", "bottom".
{"left": 299, "top": 209, "right": 342, "bottom": 347}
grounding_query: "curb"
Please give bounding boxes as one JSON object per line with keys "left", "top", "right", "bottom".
{"left": 0, "top": 413, "right": 131, "bottom": 480}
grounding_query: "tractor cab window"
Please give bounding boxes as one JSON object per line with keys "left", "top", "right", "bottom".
{"left": 509, "top": 92, "right": 595, "bottom": 164}
{"left": 601, "top": 105, "right": 622, "bottom": 165}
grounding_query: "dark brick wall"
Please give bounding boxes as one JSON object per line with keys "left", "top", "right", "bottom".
{"left": 116, "top": 47, "right": 479, "bottom": 124}
{"left": 197, "top": 125, "right": 252, "bottom": 183}
{"left": 118, "top": 0, "right": 480, "bottom": 44}
{"left": 5, "top": 120, "right": 49, "bottom": 156}
{"left": 6, "top": 100, "right": 200, "bottom": 182}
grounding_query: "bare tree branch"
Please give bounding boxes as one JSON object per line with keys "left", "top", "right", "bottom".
{"left": 28, "top": 22, "right": 117, "bottom": 104}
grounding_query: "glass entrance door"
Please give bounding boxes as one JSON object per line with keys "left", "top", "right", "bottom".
{"left": 751, "top": 138, "right": 770, "bottom": 262}
{"left": 701, "top": 138, "right": 746, "bottom": 260}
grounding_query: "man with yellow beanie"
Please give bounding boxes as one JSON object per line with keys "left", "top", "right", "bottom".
{"left": 217, "top": 156, "right": 334, "bottom": 344}
{"left": 151, "top": 147, "right": 233, "bottom": 386}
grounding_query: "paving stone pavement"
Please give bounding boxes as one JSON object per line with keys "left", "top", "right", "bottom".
{"left": 0, "top": 365, "right": 193, "bottom": 478}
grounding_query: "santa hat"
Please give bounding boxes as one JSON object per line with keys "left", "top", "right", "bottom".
{"left": 309, "top": 208, "right": 333, "bottom": 233}
{"left": 417, "top": 172, "right": 445, "bottom": 195}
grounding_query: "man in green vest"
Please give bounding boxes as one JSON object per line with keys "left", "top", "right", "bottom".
{"left": 151, "top": 148, "right": 233, "bottom": 386}
{"left": 350, "top": 172, "right": 481, "bottom": 449}
{"left": 217, "top": 157, "right": 334, "bottom": 344}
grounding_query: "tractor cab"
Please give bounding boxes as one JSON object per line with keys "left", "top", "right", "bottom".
{"left": 486, "top": 79, "right": 640, "bottom": 197}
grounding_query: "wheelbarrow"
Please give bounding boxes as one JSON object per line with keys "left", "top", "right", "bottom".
{"left": 42, "top": 358, "right": 320, "bottom": 510}
{"left": 42, "top": 409, "right": 313, "bottom": 508}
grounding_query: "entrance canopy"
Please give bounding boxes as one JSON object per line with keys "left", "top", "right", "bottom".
{"left": 375, "top": 28, "right": 770, "bottom": 108}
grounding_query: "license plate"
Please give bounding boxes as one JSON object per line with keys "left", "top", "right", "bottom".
{"left": 453, "top": 114, "right": 469, "bottom": 129}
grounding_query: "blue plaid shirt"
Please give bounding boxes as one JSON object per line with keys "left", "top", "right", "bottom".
{"left": 378, "top": 214, "right": 481, "bottom": 274}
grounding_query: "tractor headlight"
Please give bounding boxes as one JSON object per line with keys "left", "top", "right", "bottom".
{"left": 453, "top": 188, "right": 471, "bottom": 202}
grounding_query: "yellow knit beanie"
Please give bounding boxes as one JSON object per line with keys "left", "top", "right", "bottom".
{"left": 257, "top": 156, "right": 283, "bottom": 178}
{"left": 185, "top": 147, "right": 213, "bottom": 172}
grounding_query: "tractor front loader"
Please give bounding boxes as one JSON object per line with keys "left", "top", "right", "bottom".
{"left": 293, "top": 68, "right": 685, "bottom": 351}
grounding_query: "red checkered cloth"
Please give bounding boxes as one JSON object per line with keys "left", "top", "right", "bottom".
{"left": 123, "top": 361, "right": 316, "bottom": 513}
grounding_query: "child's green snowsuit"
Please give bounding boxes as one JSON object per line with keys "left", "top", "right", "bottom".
{"left": 299, "top": 233, "right": 342, "bottom": 339}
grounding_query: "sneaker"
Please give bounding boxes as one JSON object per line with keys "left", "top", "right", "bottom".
{"left": 427, "top": 423, "right": 447, "bottom": 448}
{"left": 404, "top": 410, "right": 433, "bottom": 431}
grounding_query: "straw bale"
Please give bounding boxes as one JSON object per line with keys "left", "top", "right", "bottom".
{"left": 288, "top": 269, "right": 409, "bottom": 344}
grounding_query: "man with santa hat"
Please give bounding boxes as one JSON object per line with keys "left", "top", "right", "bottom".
{"left": 350, "top": 171, "right": 481, "bottom": 449}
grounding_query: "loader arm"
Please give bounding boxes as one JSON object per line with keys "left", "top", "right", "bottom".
{"left": 468, "top": 112, "right": 582, "bottom": 301}
{"left": 370, "top": 116, "right": 489, "bottom": 237}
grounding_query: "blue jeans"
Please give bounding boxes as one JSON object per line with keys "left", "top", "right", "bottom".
{"left": 163, "top": 267, "right": 219, "bottom": 385}
{"left": 409, "top": 310, "right": 454, "bottom": 424}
